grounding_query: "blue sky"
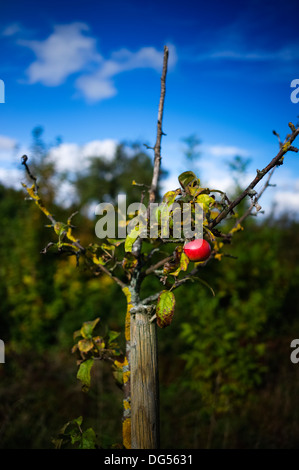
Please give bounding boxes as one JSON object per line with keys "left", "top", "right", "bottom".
{"left": 1, "top": 0, "right": 299, "bottom": 214}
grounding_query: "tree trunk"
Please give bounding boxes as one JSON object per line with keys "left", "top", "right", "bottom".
{"left": 130, "top": 306, "right": 159, "bottom": 449}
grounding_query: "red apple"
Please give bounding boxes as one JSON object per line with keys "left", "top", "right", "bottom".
{"left": 183, "top": 239, "right": 211, "bottom": 262}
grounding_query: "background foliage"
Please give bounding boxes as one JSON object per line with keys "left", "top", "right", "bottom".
{"left": 0, "top": 128, "right": 299, "bottom": 448}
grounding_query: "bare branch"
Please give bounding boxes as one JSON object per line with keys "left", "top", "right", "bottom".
{"left": 132, "top": 46, "right": 169, "bottom": 259}
{"left": 21, "top": 156, "right": 128, "bottom": 288}
{"left": 141, "top": 292, "right": 160, "bottom": 305}
{"left": 21, "top": 155, "right": 38, "bottom": 189}
{"left": 141, "top": 257, "right": 210, "bottom": 306}
{"left": 230, "top": 166, "right": 277, "bottom": 232}
{"left": 149, "top": 46, "right": 169, "bottom": 204}
{"left": 95, "top": 263, "right": 126, "bottom": 289}
{"left": 209, "top": 127, "right": 299, "bottom": 229}
{"left": 144, "top": 255, "right": 173, "bottom": 276}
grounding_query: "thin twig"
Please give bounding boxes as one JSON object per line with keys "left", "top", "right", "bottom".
{"left": 141, "top": 258, "right": 209, "bottom": 306}
{"left": 144, "top": 255, "right": 173, "bottom": 276}
{"left": 149, "top": 46, "right": 169, "bottom": 204}
{"left": 132, "top": 46, "right": 169, "bottom": 258}
{"left": 95, "top": 263, "right": 126, "bottom": 289}
{"left": 21, "top": 156, "right": 126, "bottom": 288}
{"left": 230, "top": 166, "right": 277, "bottom": 231}
{"left": 21, "top": 155, "right": 38, "bottom": 189}
{"left": 141, "top": 292, "right": 160, "bottom": 305}
{"left": 209, "top": 127, "right": 299, "bottom": 229}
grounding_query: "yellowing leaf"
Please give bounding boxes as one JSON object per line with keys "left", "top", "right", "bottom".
{"left": 77, "top": 358, "right": 94, "bottom": 392}
{"left": 54, "top": 222, "right": 67, "bottom": 236}
{"left": 230, "top": 223, "right": 244, "bottom": 235}
{"left": 169, "top": 251, "right": 189, "bottom": 277}
{"left": 78, "top": 338, "right": 94, "bottom": 353}
{"left": 162, "top": 190, "right": 179, "bottom": 205}
{"left": 178, "top": 171, "right": 200, "bottom": 195}
{"left": 156, "top": 290, "right": 176, "bottom": 328}
{"left": 80, "top": 318, "right": 100, "bottom": 339}
{"left": 91, "top": 253, "right": 106, "bottom": 266}
{"left": 93, "top": 336, "right": 105, "bottom": 351}
{"left": 204, "top": 226, "right": 216, "bottom": 242}
{"left": 196, "top": 194, "right": 215, "bottom": 212}
{"left": 125, "top": 226, "right": 140, "bottom": 252}
{"left": 101, "top": 243, "right": 115, "bottom": 252}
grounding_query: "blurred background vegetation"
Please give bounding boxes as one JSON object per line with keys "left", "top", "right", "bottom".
{"left": 0, "top": 127, "right": 299, "bottom": 449}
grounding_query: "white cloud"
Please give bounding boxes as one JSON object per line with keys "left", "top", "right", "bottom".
{"left": 17, "top": 23, "right": 177, "bottom": 101}
{"left": 271, "top": 173, "right": 299, "bottom": 216}
{"left": 0, "top": 135, "right": 17, "bottom": 151}
{"left": 109, "top": 44, "right": 177, "bottom": 72}
{"left": 198, "top": 144, "right": 252, "bottom": 194}
{"left": 53, "top": 178, "right": 78, "bottom": 208}
{"left": 19, "top": 23, "right": 102, "bottom": 86}
{"left": 204, "top": 144, "right": 250, "bottom": 159}
{"left": 0, "top": 135, "right": 19, "bottom": 164}
{"left": 2, "top": 23, "right": 21, "bottom": 37}
{"left": 198, "top": 44, "right": 299, "bottom": 63}
{"left": 273, "top": 190, "right": 299, "bottom": 214}
{"left": 75, "top": 75, "right": 117, "bottom": 102}
{"left": 161, "top": 140, "right": 299, "bottom": 218}
{"left": 82, "top": 140, "right": 116, "bottom": 160}
{"left": 49, "top": 139, "right": 117, "bottom": 172}
{"left": 0, "top": 167, "right": 23, "bottom": 189}
{"left": 161, "top": 172, "right": 181, "bottom": 194}
{"left": 76, "top": 43, "right": 177, "bottom": 102}
{"left": 0, "top": 137, "right": 118, "bottom": 206}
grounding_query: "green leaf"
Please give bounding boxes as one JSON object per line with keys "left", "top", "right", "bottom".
{"left": 156, "top": 290, "right": 176, "bottom": 328}
{"left": 73, "top": 416, "right": 83, "bottom": 427}
{"left": 178, "top": 171, "right": 200, "bottom": 195}
{"left": 107, "top": 330, "right": 120, "bottom": 343}
{"left": 80, "top": 317, "right": 100, "bottom": 339}
{"left": 54, "top": 222, "right": 67, "bottom": 236}
{"left": 70, "top": 429, "right": 81, "bottom": 445}
{"left": 77, "top": 358, "right": 94, "bottom": 392}
{"left": 73, "top": 329, "right": 82, "bottom": 340}
{"left": 53, "top": 416, "right": 84, "bottom": 449}
{"left": 79, "top": 428, "right": 97, "bottom": 449}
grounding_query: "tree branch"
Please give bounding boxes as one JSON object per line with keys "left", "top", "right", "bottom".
{"left": 95, "top": 263, "right": 127, "bottom": 289}
{"left": 209, "top": 127, "right": 299, "bottom": 230}
{"left": 22, "top": 156, "right": 127, "bottom": 288}
{"left": 144, "top": 255, "right": 173, "bottom": 276}
{"left": 141, "top": 258, "right": 209, "bottom": 307}
{"left": 149, "top": 46, "right": 169, "bottom": 204}
{"left": 132, "top": 46, "right": 169, "bottom": 258}
{"left": 230, "top": 166, "right": 276, "bottom": 232}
